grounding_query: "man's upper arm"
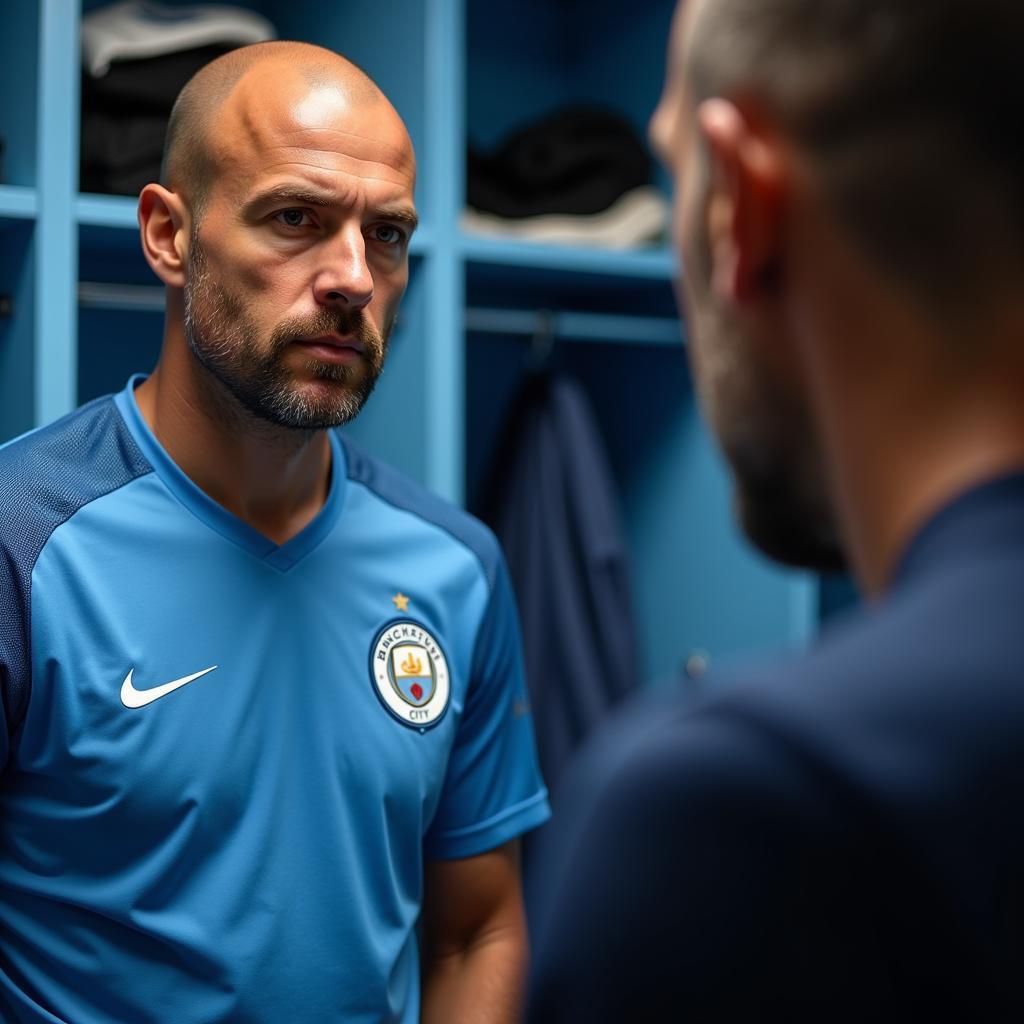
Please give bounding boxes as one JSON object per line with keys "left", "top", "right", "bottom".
{"left": 0, "top": 401, "right": 152, "bottom": 775}
{"left": 424, "top": 552, "right": 550, "bottom": 860}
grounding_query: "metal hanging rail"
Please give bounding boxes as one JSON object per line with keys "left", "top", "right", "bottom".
{"left": 463, "top": 307, "right": 683, "bottom": 346}
{"left": 77, "top": 283, "right": 684, "bottom": 347}
{"left": 78, "top": 282, "right": 164, "bottom": 312}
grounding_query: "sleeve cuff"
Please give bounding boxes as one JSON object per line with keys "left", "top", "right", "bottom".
{"left": 424, "top": 788, "right": 551, "bottom": 860}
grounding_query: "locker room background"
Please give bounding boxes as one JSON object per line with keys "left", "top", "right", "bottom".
{"left": 0, "top": 0, "right": 855, "bottom": 698}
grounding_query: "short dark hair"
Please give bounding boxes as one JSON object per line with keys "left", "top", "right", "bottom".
{"left": 687, "top": 0, "right": 1024, "bottom": 316}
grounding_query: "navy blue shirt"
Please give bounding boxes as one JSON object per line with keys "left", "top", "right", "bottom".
{"left": 528, "top": 474, "right": 1024, "bottom": 1021}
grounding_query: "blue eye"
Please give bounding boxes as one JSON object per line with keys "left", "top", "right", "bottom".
{"left": 373, "top": 225, "right": 403, "bottom": 245}
{"left": 275, "top": 209, "right": 313, "bottom": 228}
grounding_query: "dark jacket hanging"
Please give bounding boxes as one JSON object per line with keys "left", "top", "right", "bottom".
{"left": 481, "top": 372, "right": 640, "bottom": 792}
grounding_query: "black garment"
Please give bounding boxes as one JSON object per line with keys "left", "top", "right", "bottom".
{"left": 81, "top": 43, "right": 234, "bottom": 114}
{"left": 80, "top": 45, "right": 233, "bottom": 195}
{"left": 481, "top": 373, "right": 639, "bottom": 792}
{"left": 467, "top": 106, "right": 652, "bottom": 219}
{"left": 80, "top": 110, "right": 171, "bottom": 196}
{"left": 529, "top": 473, "right": 1024, "bottom": 1022}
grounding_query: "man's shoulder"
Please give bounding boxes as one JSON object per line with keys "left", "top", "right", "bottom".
{"left": 0, "top": 393, "right": 152, "bottom": 735}
{"left": 569, "top": 561, "right": 1024, "bottom": 818}
{"left": 337, "top": 432, "right": 503, "bottom": 592}
{"left": 764, "top": 561, "right": 1024, "bottom": 735}
{"left": 532, "top": 576, "right": 1024, "bottom": 1020}
{"left": 0, "top": 393, "right": 151, "bottom": 555}
{"left": 557, "top": 683, "right": 832, "bottom": 829}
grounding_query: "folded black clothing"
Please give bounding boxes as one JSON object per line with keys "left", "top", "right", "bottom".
{"left": 467, "top": 106, "right": 652, "bottom": 219}
{"left": 81, "top": 43, "right": 235, "bottom": 115}
{"left": 83, "top": 159, "right": 166, "bottom": 199}
{"left": 79, "top": 42, "right": 245, "bottom": 195}
{"left": 80, "top": 111, "right": 167, "bottom": 195}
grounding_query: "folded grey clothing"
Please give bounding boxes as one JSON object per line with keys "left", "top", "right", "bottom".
{"left": 80, "top": 111, "right": 167, "bottom": 195}
{"left": 82, "top": 0, "right": 275, "bottom": 78}
{"left": 462, "top": 185, "right": 670, "bottom": 250}
{"left": 468, "top": 106, "right": 652, "bottom": 219}
{"left": 82, "top": 43, "right": 236, "bottom": 114}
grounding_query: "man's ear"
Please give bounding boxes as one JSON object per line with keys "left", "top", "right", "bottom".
{"left": 697, "top": 99, "right": 785, "bottom": 306}
{"left": 138, "top": 184, "right": 190, "bottom": 289}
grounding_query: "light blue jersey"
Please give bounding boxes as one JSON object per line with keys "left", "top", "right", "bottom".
{"left": 0, "top": 377, "right": 549, "bottom": 1023}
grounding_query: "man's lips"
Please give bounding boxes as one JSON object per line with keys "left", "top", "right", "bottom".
{"left": 294, "top": 335, "right": 366, "bottom": 364}
{"left": 299, "top": 334, "right": 365, "bottom": 352}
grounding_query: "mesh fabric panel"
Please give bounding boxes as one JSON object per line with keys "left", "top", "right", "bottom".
{"left": 0, "top": 395, "right": 151, "bottom": 742}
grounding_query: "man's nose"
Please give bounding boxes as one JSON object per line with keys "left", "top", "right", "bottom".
{"left": 313, "top": 227, "right": 374, "bottom": 309}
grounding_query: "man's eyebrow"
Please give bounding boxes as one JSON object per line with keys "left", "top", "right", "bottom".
{"left": 244, "top": 185, "right": 338, "bottom": 213}
{"left": 374, "top": 205, "right": 419, "bottom": 233}
{"left": 243, "top": 187, "right": 418, "bottom": 233}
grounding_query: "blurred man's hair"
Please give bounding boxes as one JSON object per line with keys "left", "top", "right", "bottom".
{"left": 687, "top": 0, "right": 1024, "bottom": 317}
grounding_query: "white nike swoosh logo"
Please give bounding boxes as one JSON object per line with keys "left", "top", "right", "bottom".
{"left": 120, "top": 665, "right": 219, "bottom": 709}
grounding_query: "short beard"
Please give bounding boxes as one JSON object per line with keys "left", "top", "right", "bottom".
{"left": 693, "top": 303, "right": 846, "bottom": 573}
{"left": 727, "top": 427, "right": 846, "bottom": 573}
{"left": 684, "top": 166, "right": 846, "bottom": 574}
{"left": 183, "top": 232, "right": 390, "bottom": 431}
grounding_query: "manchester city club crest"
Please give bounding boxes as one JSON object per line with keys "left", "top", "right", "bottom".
{"left": 390, "top": 644, "right": 435, "bottom": 706}
{"left": 369, "top": 620, "right": 451, "bottom": 730}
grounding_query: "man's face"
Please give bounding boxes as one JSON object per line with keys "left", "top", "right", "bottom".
{"left": 182, "top": 68, "right": 418, "bottom": 430}
{"left": 649, "top": 1, "right": 843, "bottom": 570}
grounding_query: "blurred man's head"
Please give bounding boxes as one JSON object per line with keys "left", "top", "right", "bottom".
{"left": 141, "top": 42, "right": 418, "bottom": 431}
{"left": 651, "top": 0, "right": 1024, "bottom": 571}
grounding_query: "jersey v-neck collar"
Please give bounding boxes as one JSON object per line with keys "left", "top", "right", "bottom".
{"left": 114, "top": 374, "right": 346, "bottom": 572}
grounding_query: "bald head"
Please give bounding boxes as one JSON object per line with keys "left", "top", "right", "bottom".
{"left": 677, "top": 0, "right": 1024, "bottom": 319}
{"left": 161, "top": 41, "right": 398, "bottom": 217}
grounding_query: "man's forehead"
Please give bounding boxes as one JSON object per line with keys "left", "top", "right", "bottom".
{"left": 209, "top": 63, "right": 415, "bottom": 184}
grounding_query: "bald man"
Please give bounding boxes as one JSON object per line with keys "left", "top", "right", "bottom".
{"left": 529, "top": 0, "right": 1024, "bottom": 1020}
{"left": 0, "top": 43, "right": 548, "bottom": 1023}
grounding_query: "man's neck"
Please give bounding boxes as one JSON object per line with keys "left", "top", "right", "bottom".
{"left": 134, "top": 359, "right": 333, "bottom": 547}
{"left": 804, "top": 294, "right": 1024, "bottom": 598}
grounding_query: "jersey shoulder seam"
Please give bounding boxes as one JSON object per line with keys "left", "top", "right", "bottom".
{"left": 339, "top": 434, "right": 499, "bottom": 594}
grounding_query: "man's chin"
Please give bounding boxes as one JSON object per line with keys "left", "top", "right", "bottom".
{"left": 271, "top": 375, "right": 377, "bottom": 430}
{"left": 734, "top": 476, "right": 847, "bottom": 574}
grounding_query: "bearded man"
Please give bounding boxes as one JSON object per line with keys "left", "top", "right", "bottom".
{"left": 0, "top": 42, "right": 548, "bottom": 1024}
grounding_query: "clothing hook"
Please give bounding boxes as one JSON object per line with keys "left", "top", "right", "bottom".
{"left": 528, "top": 309, "right": 556, "bottom": 370}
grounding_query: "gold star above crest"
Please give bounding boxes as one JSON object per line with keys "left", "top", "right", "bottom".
{"left": 392, "top": 592, "right": 410, "bottom": 612}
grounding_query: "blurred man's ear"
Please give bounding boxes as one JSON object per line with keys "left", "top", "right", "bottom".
{"left": 138, "top": 185, "right": 191, "bottom": 290}
{"left": 697, "top": 99, "right": 785, "bottom": 306}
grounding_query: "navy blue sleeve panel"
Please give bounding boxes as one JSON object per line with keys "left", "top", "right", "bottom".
{"left": 0, "top": 396, "right": 151, "bottom": 766}
{"left": 526, "top": 692, "right": 981, "bottom": 1023}
{"left": 425, "top": 554, "right": 550, "bottom": 860}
